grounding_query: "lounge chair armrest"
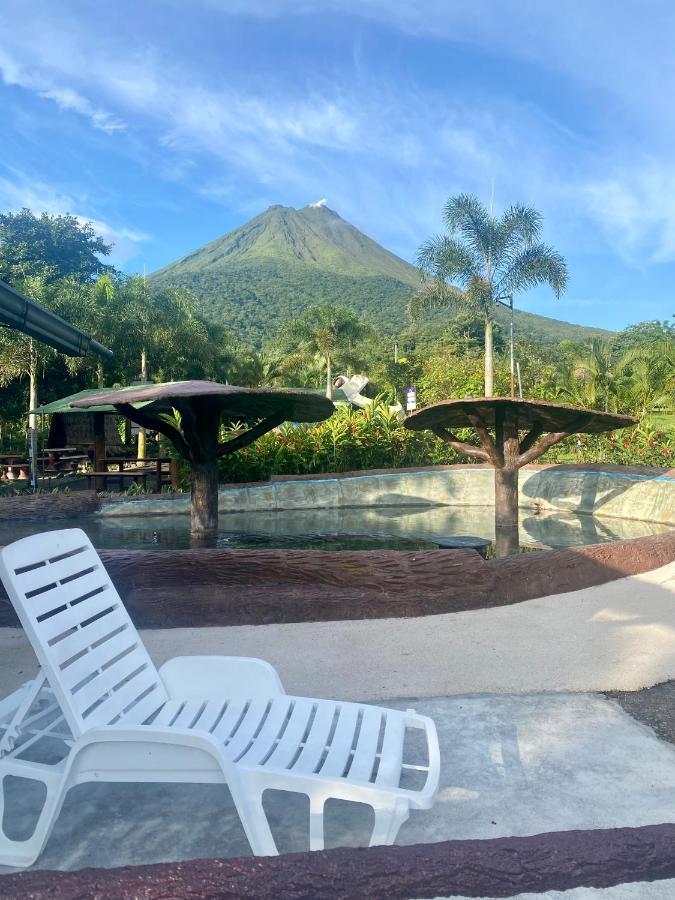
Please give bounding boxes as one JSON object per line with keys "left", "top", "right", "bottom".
{"left": 77, "top": 725, "right": 221, "bottom": 753}
{"left": 405, "top": 711, "right": 441, "bottom": 806}
{"left": 70, "top": 725, "right": 240, "bottom": 781}
{"left": 159, "top": 656, "right": 285, "bottom": 700}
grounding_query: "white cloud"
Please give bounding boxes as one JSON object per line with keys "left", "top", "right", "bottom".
{"left": 0, "top": 48, "right": 125, "bottom": 134}
{"left": 583, "top": 164, "right": 675, "bottom": 264}
{"left": 2, "top": 0, "right": 675, "bottom": 277}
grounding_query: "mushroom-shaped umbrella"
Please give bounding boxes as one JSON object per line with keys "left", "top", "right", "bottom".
{"left": 72, "top": 380, "right": 335, "bottom": 537}
{"left": 405, "top": 397, "right": 637, "bottom": 556}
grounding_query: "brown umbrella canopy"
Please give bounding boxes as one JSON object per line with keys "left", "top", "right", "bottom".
{"left": 72, "top": 381, "right": 335, "bottom": 537}
{"left": 405, "top": 396, "right": 637, "bottom": 557}
{"left": 405, "top": 397, "right": 637, "bottom": 435}
{"left": 71, "top": 380, "right": 334, "bottom": 423}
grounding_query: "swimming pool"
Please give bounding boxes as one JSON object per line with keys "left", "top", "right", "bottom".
{"left": 0, "top": 503, "right": 669, "bottom": 551}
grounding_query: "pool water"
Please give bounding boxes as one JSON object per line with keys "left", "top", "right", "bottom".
{"left": 0, "top": 504, "right": 670, "bottom": 551}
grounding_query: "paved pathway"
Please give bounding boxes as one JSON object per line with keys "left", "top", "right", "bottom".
{"left": 4, "top": 561, "right": 674, "bottom": 701}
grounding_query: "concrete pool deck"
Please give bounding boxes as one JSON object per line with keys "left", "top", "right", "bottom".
{"left": 3, "top": 562, "right": 675, "bottom": 896}
{"left": 3, "top": 559, "right": 674, "bottom": 700}
{"left": 2, "top": 692, "right": 675, "bottom": 884}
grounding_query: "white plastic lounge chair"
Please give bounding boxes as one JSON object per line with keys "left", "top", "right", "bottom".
{"left": 0, "top": 528, "right": 440, "bottom": 868}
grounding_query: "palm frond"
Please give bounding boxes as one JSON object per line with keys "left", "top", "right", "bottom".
{"left": 442, "top": 194, "right": 493, "bottom": 262}
{"left": 416, "top": 234, "right": 480, "bottom": 284}
{"left": 465, "top": 275, "right": 496, "bottom": 317}
{"left": 495, "top": 242, "right": 569, "bottom": 297}
{"left": 492, "top": 204, "right": 543, "bottom": 271}
{"left": 407, "top": 280, "right": 466, "bottom": 321}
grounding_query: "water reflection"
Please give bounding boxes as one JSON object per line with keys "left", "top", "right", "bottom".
{"left": 0, "top": 505, "right": 669, "bottom": 551}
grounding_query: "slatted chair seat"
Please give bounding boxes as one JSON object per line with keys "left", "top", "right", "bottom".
{"left": 134, "top": 696, "right": 420, "bottom": 791}
{"left": 0, "top": 529, "right": 440, "bottom": 868}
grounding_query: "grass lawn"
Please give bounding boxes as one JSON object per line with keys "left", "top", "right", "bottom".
{"left": 648, "top": 413, "right": 675, "bottom": 435}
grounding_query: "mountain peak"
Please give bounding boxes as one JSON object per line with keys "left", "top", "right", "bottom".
{"left": 151, "top": 204, "right": 612, "bottom": 347}
{"left": 155, "top": 202, "right": 416, "bottom": 284}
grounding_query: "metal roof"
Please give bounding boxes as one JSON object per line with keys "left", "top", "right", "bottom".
{"left": 31, "top": 386, "right": 153, "bottom": 415}
{"left": 0, "top": 278, "right": 112, "bottom": 358}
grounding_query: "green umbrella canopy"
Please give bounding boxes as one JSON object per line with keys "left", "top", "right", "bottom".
{"left": 70, "top": 380, "right": 335, "bottom": 422}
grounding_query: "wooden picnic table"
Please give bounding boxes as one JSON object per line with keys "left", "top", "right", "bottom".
{"left": 39, "top": 452, "right": 89, "bottom": 474}
{"left": 88, "top": 456, "right": 175, "bottom": 492}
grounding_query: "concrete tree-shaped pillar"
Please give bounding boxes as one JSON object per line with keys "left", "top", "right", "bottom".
{"left": 72, "top": 381, "right": 335, "bottom": 538}
{"left": 405, "top": 398, "right": 637, "bottom": 557}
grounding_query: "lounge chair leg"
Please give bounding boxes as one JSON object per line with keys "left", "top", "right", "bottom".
{"left": 369, "top": 798, "right": 409, "bottom": 847}
{"left": 0, "top": 772, "right": 64, "bottom": 868}
{"left": 231, "top": 786, "right": 278, "bottom": 856}
{"left": 309, "top": 795, "right": 325, "bottom": 851}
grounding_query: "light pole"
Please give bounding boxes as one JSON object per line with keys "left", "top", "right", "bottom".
{"left": 496, "top": 293, "right": 515, "bottom": 398}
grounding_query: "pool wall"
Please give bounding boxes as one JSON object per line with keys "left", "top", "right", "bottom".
{"left": 1, "top": 531, "right": 672, "bottom": 629}
{"left": 97, "top": 464, "right": 675, "bottom": 526}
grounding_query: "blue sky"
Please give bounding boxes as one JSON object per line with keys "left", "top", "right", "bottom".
{"left": 0, "top": 0, "right": 674, "bottom": 331}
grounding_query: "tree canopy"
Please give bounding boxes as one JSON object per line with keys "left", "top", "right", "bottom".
{"left": 0, "top": 209, "right": 112, "bottom": 284}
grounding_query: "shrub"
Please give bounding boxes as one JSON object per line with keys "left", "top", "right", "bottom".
{"left": 541, "top": 425, "right": 674, "bottom": 468}
{"left": 218, "top": 401, "right": 464, "bottom": 483}
{"left": 212, "top": 403, "right": 674, "bottom": 484}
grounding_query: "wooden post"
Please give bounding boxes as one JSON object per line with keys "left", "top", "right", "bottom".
{"left": 494, "top": 466, "right": 519, "bottom": 557}
{"left": 169, "top": 458, "right": 180, "bottom": 489}
{"left": 186, "top": 400, "right": 221, "bottom": 540}
{"left": 93, "top": 412, "right": 106, "bottom": 492}
{"left": 493, "top": 420, "right": 521, "bottom": 557}
{"left": 190, "top": 457, "right": 219, "bottom": 539}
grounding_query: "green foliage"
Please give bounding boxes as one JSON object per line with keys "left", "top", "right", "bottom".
{"left": 416, "top": 195, "right": 568, "bottom": 309}
{"left": 276, "top": 303, "right": 373, "bottom": 395}
{"left": 218, "top": 401, "right": 463, "bottom": 483}
{"left": 0, "top": 209, "right": 112, "bottom": 283}
{"left": 217, "top": 402, "right": 674, "bottom": 486}
{"left": 413, "top": 194, "right": 569, "bottom": 394}
{"left": 545, "top": 327, "right": 674, "bottom": 418}
{"left": 1, "top": 202, "right": 671, "bottom": 490}
{"left": 541, "top": 426, "right": 674, "bottom": 467}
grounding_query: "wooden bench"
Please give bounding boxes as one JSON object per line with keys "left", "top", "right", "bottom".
{"left": 85, "top": 470, "right": 149, "bottom": 491}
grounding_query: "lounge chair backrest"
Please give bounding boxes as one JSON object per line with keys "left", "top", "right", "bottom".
{"left": 0, "top": 529, "right": 167, "bottom": 737}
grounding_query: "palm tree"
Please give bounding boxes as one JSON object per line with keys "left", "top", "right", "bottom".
{"left": 615, "top": 340, "right": 674, "bottom": 419}
{"left": 557, "top": 339, "right": 617, "bottom": 412}
{"left": 412, "top": 194, "right": 568, "bottom": 396}
{"left": 279, "top": 304, "right": 370, "bottom": 399}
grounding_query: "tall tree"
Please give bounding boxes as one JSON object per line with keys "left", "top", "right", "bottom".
{"left": 278, "top": 304, "right": 371, "bottom": 399}
{"left": 411, "top": 194, "right": 568, "bottom": 396}
{"left": 0, "top": 209, "right": 112, "bottom": 283}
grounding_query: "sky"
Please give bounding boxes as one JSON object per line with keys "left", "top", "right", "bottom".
{"left": 0, "top": 0, "right": 674, "bottom": 331}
